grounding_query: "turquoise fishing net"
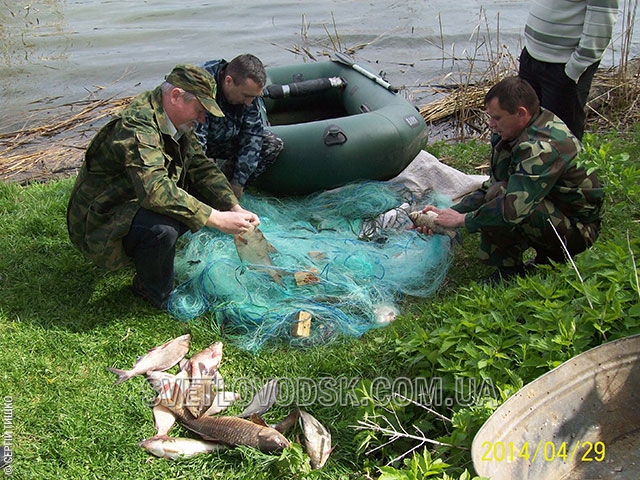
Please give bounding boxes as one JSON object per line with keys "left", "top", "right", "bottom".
{"left": 168, "top": 181, "right": 453, "bottom": 351}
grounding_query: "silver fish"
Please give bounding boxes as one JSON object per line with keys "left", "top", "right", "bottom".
{"left": 182, "top": 342, "right": 225, "bottom": 418}
{"left": 147, "top": 367, "right": 232, "bottom": 418}
{"left": 181, "top": 341, "right": 223, "bottom": 380}
{"left": 139, "top": 435, "right": 226, "bottom": 460}
{"left": 152, "top": 404, "right": 177, "bottom": 437}
{"left": 299, "top": 409, "right": 332, "bottom": 469}
{"left": 408, "top": 211, "right": 459, "bottom": 240}
{"left": 201, "top": 390, "right": 241, "bottom": 417}
{"left": 145, "top": 370, "right": 190, "bottom": 404}
{"left": 107, "top": 334, "right": 191, "bottom": 384}
{"left": 234, "top": 224, "right": 284, "bottom": 286}
{"left": 237, "top": 379, "right": 279, "bottom": 418}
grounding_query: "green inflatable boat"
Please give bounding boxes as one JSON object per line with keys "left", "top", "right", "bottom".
{"left": 256, "top": 59, "right": 428, "bottom": 196}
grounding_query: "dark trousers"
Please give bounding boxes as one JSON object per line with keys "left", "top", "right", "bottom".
{"left": 122, "top": 208, "right": 188, "bottom": 308}
{"left": 519, "top": 47, "right": 599, "bottom": 141}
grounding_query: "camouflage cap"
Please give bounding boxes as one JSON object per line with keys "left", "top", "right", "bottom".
{"left": 165, "top": 64, "right": 224, "bottom": 117}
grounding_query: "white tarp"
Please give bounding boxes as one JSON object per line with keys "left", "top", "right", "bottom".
{"left": 390, "top": 149, "right": 487, "bottom": 203}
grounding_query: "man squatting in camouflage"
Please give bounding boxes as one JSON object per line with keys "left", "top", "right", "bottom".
{"left": 196, "top": 54, "right": 284, "bottom": 199}
{"left": 416, "top": 76, "right": 602, "bottom": 284}
{"left": 66, "top": 64, "right": 260, "bottom": 309}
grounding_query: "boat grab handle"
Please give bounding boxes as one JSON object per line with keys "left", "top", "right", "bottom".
{"left": 323, "top": 125, "right": 348, "bottom": 146}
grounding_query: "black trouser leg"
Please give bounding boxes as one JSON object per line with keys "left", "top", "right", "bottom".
{"left": 519, "top": 47, "right": 598, "bottom": 141}
{"left": 122, "top": 208, "right": 188, "bottom": 308}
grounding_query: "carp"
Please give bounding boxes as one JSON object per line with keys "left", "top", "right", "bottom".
{"left": 157, "top": 379, "right": 290, "bottom": 452}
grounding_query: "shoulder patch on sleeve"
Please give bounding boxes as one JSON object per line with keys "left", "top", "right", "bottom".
{"left": 135, "top": 130, "right": 161, "bottom": 147}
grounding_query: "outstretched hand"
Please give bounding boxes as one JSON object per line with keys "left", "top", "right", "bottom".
{"left": 413, "top": 205, "right": 465, "bottom": 235}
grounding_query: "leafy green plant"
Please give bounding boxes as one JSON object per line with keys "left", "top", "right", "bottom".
{"left": 377, "top": 449, "right": 487, "bottom": 480}
{"left": 579, "top": 133, "right": 640, "bottom": 205}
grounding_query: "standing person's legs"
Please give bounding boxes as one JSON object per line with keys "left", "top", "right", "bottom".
{"left": 122, "top": 208, "right": 188, "bottom": 309}
{"left": 519, "top": 47, "right": 597, "bottom": 140}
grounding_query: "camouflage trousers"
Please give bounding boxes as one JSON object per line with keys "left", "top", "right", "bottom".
{"left": 477, "top": 182, "right": 601, "bottom": 267}
{"left": 211, "top": 131, "right": 284, "bottom": 186}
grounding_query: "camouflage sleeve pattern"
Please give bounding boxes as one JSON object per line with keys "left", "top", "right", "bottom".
{"left": 232, "top": 102, "right": 264, "bottom": 187}
{"left": 66, "top": 88, "right": 237, "bottom": 271}
{"left": 182, "top": 132, "right": 239, "bottom": 210}
{"left": 451, "top": 181, "right": 490, "bottom": 213}
{"left": 124, "top": 118, "right": 216, "bottom": 232}
{"left": 464, "top": 110, "right": 602, "bottom": 233}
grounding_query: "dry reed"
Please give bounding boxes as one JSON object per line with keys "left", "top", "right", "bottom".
{"left": 2, "top": 3, "right": 639, "bottom": 183}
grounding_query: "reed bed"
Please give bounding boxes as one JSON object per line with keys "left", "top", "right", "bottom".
{"left": 2, "top": 2, "right": 639, "bottom": 183}
{"left": 2, "top": 66, "right": 638, "bottom": 184}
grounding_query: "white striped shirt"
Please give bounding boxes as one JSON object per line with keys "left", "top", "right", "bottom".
{"left": 523, "top": 0, "right": 619, "bottom": 82}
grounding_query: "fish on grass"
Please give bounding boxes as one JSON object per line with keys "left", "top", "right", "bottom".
{"left": 181, "top": 341, "right": 223, "bottom": 380}
{"left": 158, "top": 380, "right": 290, "bottom": 452}
{"left": 299, "top": 409, "right": 332, "bottom": 469}
{"left": 139, "top": 435, "right": 226, "bottom": 460}
{"left": 107, "top": 334, "right": 191, "bottom": 384}
{"left": 233, "top": 223, "right": 284, "bottom": 286}
{"left": 237, "top": 379, "right": 279, "bottom": 418}
{"left": 179, "top": 341, "right": 227, "bottom": 418}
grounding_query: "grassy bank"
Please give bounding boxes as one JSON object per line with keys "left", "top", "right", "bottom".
{"left": 1, "top": 126, "right": 639, "bottom": 479}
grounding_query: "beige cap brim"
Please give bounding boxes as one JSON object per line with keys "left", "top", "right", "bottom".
{"left": 198, "top": 95, "right": 224, "bottom": 117}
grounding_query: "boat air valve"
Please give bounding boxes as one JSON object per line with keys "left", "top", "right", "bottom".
{"left": 323, "top": 125, "right": 348, "bottom": 146}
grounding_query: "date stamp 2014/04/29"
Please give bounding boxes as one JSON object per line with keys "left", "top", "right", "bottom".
{"left": 479, "top": 440, "right": 606, "bottom": 464}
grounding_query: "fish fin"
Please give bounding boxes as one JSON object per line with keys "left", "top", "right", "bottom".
{"left": 274, "top": 408, "right": 300, "bottom": 434}
{"left": 250, "top": 414, "right": 269, "bottom": 427}
{"left": 178, "top": 358, "right": 190, "bottom": 373}
{"left": 107, "top": 367, "right": 131, "bottom": 384}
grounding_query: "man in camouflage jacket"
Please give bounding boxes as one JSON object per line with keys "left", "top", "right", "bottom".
{"left": 196, "top": 54, "right": 283, "bottom": 199}
{"left": 67, "top": 64, "right": 260, "bottom": 309}
{"left": 416, "top": 76, "right": 602, "bottom": 283}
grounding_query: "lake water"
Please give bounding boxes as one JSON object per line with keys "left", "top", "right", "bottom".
{"left": 0, "top": 0, "right": 637, "bottom": 132}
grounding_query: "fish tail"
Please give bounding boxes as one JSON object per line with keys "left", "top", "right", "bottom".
{"left": 107, "top": 367, "right": 132, "bottom": 384}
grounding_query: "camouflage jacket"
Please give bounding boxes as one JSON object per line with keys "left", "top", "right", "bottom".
{"left": 66, "top": 86, "right": 238, "bottom": 271}
{"left": 195, "top": 59, "right": 266, "bottom": 187}
{"left": 452, "top": 108, "right": 603, "bottom": 232}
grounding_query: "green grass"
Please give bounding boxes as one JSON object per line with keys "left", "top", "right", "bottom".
{"left": 1, "top": 129, "right": 639, "bottom": 479}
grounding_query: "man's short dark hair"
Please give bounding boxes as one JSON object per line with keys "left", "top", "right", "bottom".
{"left": 225, "top": 54, "right": 267, "bottom": 88}
{"left": 484, "top": 76, "right": 540, "bottom": 114}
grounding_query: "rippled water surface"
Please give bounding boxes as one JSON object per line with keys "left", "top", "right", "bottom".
{"left": 1, "top": 0, "right": 636, "bottom": 131}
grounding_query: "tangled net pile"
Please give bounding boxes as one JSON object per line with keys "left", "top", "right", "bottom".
{"left": 168, "top": 181, "right": 454, "bottom": 351}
